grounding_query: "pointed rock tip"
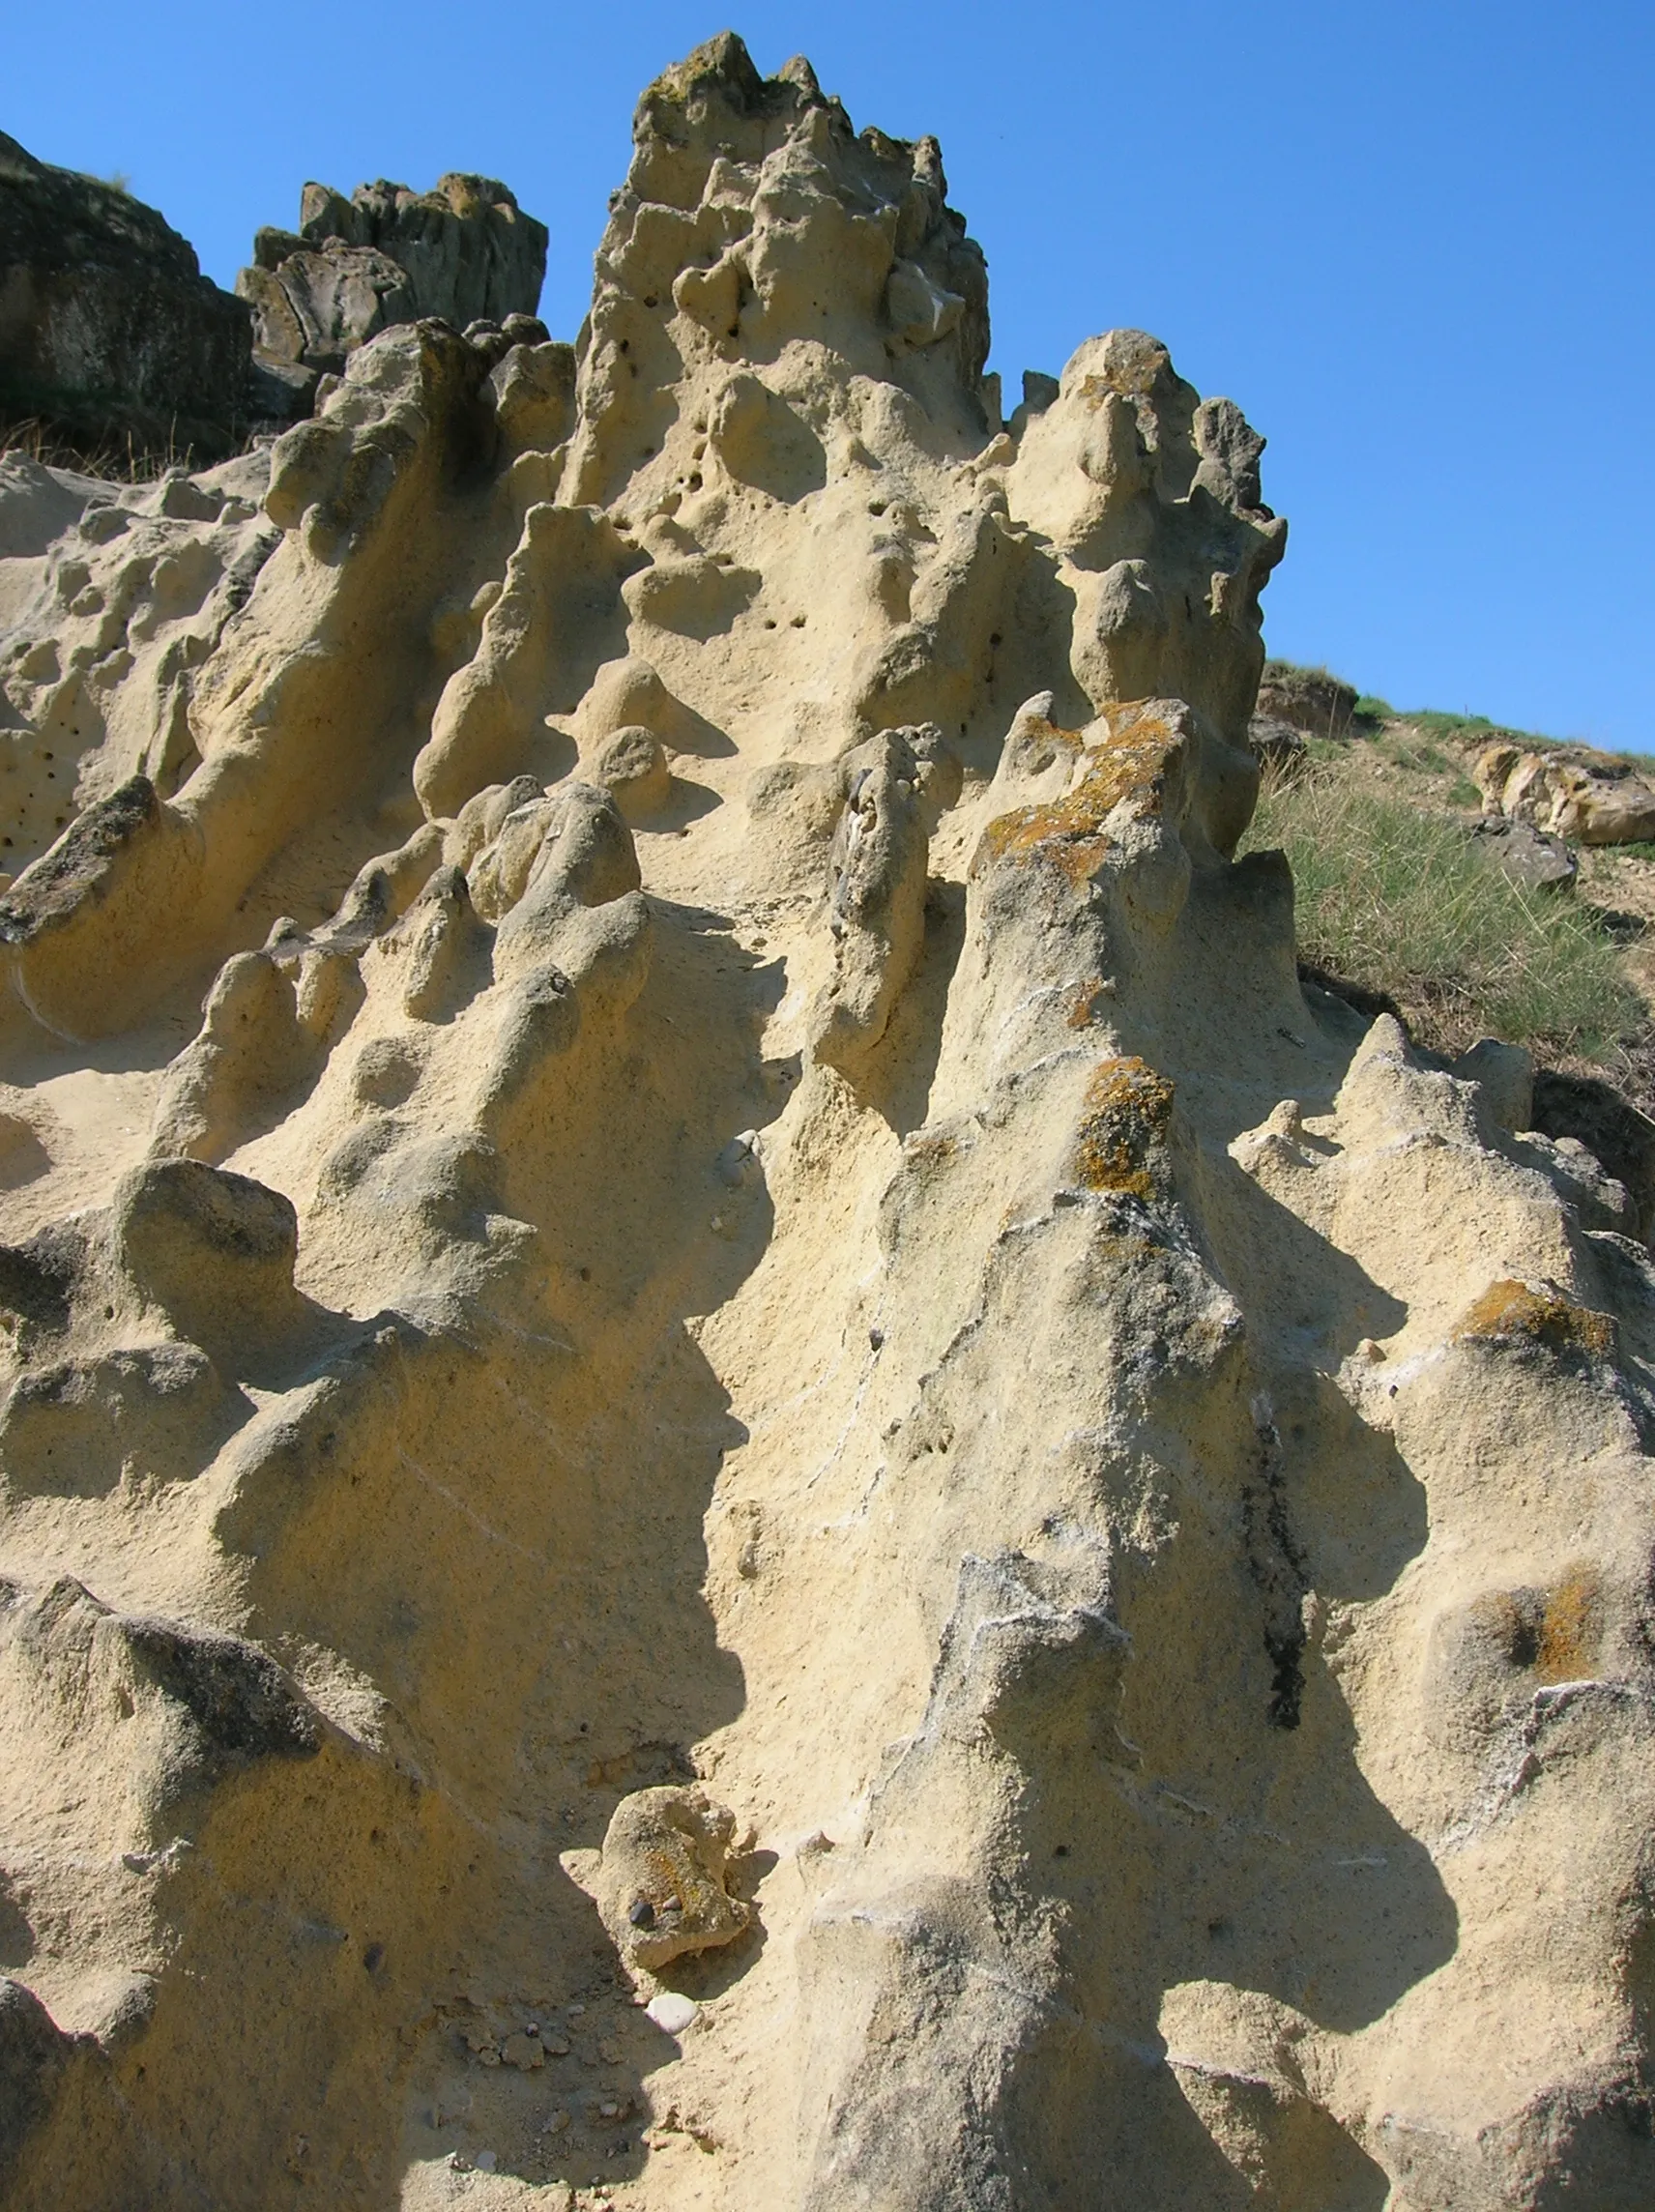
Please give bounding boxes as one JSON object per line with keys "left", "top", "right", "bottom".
{"left": 647, "top": 30, "right": 767, "bottom": 114}
{"left": 776, "top": 53, "right": 825, "bottom": 101}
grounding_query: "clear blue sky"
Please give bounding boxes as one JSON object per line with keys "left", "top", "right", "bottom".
{"left": 10, "top": 2, "right": 1652, "bottom": 744}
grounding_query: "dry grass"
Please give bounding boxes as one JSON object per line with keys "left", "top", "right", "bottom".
{"left": 0, "top": 413, "right": 202, "bottom": 482}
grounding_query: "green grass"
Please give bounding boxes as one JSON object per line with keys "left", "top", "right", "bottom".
{"left": 1381, "top": 739, "right": 1452, "bottom": 773}
{"left": 1241, "top": 771, "right": 1642, "bottom": 1060}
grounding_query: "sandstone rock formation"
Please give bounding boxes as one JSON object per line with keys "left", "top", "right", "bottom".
{"left": 239, "top": 174, "right": 549, "bottom": 417}
{"left": 0, "top": 133, "right": 250, "bottom": 458}
{"left": 1473, "top": 737, "right": 1655, "bottom": 846}
{"left": 0, "top": 33, "right": 1651, "bottom": 2208}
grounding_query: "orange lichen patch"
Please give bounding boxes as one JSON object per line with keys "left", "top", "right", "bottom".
{"left": 1536, "top": 1565, "right": 1600, "bottom": 1682}
{"left": 1473, "top": 1564, "right": 1603, "bottom": 1680}
{"left": 1066, "top": 982, "right": 1104, "bottom": 1029}
{"left": 973, "top": 710, "right": 1182, "bottom": 886}
{"left": 1453, "top": 1280, "right": 1616, "bottom": 1361}
{"left": 1072, "top": 1055, "right": 1175, "bottom": 1197}
{"left": 640, "top": 1845, "right": 688, "bottom": 1911}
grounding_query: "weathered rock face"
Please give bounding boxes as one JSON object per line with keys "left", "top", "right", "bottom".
{"left": 238, "top": 171, "right": 548, "bottom": 412}
{"left": 1474, "top": 738, "right": 1655, "bottom": 846}
{"left": 0, "top": 34, "right": 1651, "bottom": 2210}
{"left": 0, "top": 133, "right": 250, "bottom": 458}
{"left": 1257, "top": 657, "right": 1358, "bottom": 739}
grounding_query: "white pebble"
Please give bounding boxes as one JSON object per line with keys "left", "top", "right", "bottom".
{"left": 646, "top": 1991, "right": 699, "bottom": 2035}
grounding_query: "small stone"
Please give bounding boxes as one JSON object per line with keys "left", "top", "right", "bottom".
{"left": 503, "top": 2030, "right": 545, "bottom": 2069}
{"left": 543, "top": 2109, "right": 571, "bottom": 2134}
{"left": 476, "top": 2148, "right": 498, "bottom": 2171}
{"left": 1469, "top": 814, "right": 1579, "bottom": 891}
{"left": 645, "top": 1992, "right": 699, "bottom": 2035}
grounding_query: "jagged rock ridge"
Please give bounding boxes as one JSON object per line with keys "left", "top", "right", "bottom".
{"left": 239, "top": 173, "right": 549, "bottom": 418}
{"left": 0, "top": 32, "right": 1650, "bottom": 2209}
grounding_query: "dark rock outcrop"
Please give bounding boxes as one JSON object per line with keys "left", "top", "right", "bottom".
{"left": 0, "top": 132, "right": 250, "bottom": 459}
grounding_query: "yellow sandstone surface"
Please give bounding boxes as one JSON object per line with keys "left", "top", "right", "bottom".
{"left": 0, "top": 35, "right": 1650, "bottom": 2210}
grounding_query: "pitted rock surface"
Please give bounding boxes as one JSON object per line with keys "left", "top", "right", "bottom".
{"left": 0, "top": 35, "right": 1649, "bottom": 2211}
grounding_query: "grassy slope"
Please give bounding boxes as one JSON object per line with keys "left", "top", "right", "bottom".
{"left": 1240, "top": 679, "right": 1655, "bottom": 1105}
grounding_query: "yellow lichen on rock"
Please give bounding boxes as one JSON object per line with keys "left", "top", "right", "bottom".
{"left": 1453, "top": 1277, "right": 1617, "bottom": 1360}
{"left": 1071, "top": 1055, "right": 1175, "bottom": 1197}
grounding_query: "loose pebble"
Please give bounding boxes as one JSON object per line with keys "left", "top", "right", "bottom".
{"left": 475, "top": 2147, "right": 498, "bottom": 2171}
{"left": 646, "top": 1992, "right": 699, "bottom": 2035}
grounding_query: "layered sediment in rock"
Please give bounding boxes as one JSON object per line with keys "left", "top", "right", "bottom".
{"left": 0, "top": 35, "right": 1650, "bottom": 2209}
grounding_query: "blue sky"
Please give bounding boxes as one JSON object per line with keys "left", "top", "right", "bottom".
{"left": 11, "top": 2, "right": 1652, "bottom": 743}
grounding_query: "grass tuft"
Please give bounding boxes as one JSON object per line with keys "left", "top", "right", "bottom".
{"left": 1241, "top": 770, "right": 1641, "bottom": 1061}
